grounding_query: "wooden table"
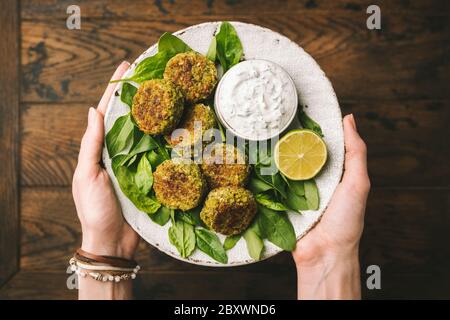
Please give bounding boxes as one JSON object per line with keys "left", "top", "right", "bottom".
{"left": 0, "top": 0, "right": 449, "bottom": 299}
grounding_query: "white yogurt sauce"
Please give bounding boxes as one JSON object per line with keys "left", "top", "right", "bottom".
{"left": 215, "top": 60, "right": 298, "bottom": 140}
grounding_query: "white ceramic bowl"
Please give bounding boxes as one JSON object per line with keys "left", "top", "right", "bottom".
{"left": 214, "top": 59, "right": 298, "bottom": 141}
{"left": 103, "top": 21, "right": 344, "bottom": 267}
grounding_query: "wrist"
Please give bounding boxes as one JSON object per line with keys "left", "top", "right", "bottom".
{"left": 81, "top": 234, "right": 136, "bottom": 260}
{"left": 295, "top": 243, "right": 359, "bottom": 269}
{"left": 295, "top": 245, "right": 361, "bottom": 300}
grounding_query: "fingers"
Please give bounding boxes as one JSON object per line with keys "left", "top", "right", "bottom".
{"left": 342, "top": 114, "right": 370, "bottom": 191}
{"left": 97, "top": 61, "right": 130, "bottom": 116}
{"left": 77, "top": 107, "right": 105, "bottom": 177}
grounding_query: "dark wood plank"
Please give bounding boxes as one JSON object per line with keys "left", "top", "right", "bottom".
{"left": 17, "top": 187, "right": 450, "bottom": 299}
{"left": 21, "top": 100, "right": 450, "bottom": 188}
{"left": 0, "top": 0, "right": 20, "bottom": 286}
{"left": 20, "top": 14, "right": 450, "bottom": 103}
{"left": 21, "top": 0, "right": 450, "bottom": 19}
{"left": 0, "top": 269, "right": 296, "bottom": 300}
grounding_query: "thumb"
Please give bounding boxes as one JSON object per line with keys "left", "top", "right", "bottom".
{"left": 342, "top": 114, "right": 370, "bottom": 188}
{"left": 77, "top": 107, "right": 105, "bottom": 176}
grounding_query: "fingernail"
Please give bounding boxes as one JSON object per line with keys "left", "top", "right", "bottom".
{"left": 349, "top": 114, "right": 357, "bottom": 130}
{"left": 88, "top": 107, "right": 96, "bottom": 128}
{"left": 120, "top": 61, "right": 130, "bottom": 67}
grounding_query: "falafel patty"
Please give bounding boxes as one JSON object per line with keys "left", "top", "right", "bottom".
{"left": 200, "top": 187, "right": 257, "bottom": 236}
{"left": 132, "top": 79, "right": 184, "bottom": 135}
{"left": 165, "top": 103, "right": 216, "bottom": 147}
{"left": 163, "top": 52, "right": 218, "bottom": 103}
{"left": 201, "top": 143, "right": 250, "bottom": 189}
{"left": 153, "top": 159, "right": 207, "bottom": 211}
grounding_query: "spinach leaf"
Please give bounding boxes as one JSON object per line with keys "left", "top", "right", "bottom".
{"left": 177, "top": 207, "right": 203, "bottom": 226}
{"left": 146, "top": 150, "right": 166, "bottom": 169}
{"left": 106, "top": 113, "right": 135, "bottom": 158}
{"left": 149, "top": 205, "right": 171, "bottom": 226}
{"left": 120, "top": 82, "right": 138, "bottom": 107}
{"left": 114, "top": 165, "right": 161, "bottom": 214}
{"left": 243, "top": 228, "right": 264, "bottom": 260}
{"left": 195, "top": 228, "right": 228, "bottom": 264}
{"left": 304, "top": 179, "right": 319, "bottom": 210}
{"left": 289, "top": 180, "right": 305, "bottom": 196}
{"left": 224, "top": 234, "right": 241, "bottom": 250}
{"left": 117, "top": 133, "right": 159, "bottom": 167}
{"left": 125, "top": 154, "right": 138, "bottom": 167}
{"left": 255, "top": 193, "right": 288, "bottom": 211}
{"left": 254, "top": 167, "right": 287, "bottom": 198}
{"left": 158, "top": 32, "right": 191, "bottom": 56}
{"left": 134, "top": 153, "right": 153, "bottom": 195}
{"left": 215, "top": 21, "right": 243, "bottom": 72}
{"left": 249, "top": 175, "right": 272, "bottom": 194}
{"left": 284, "top": 190, "right": 309, "bottom": 212}
{"left": 257, "top": 205, "right": 296, "bottom": 251}
{"left": 206, "top": 36, "right": 217, "bottom": 62}
{"left": 119, "top": 51, "right": 172, "bottom": 83}
{"left": 298, "top": 110, "right": 324, "bottom": 137}
{"left": 168, "top": 220, "right": 196, "bottom": 258}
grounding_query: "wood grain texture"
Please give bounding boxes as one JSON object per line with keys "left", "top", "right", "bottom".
{"left": 0, "top": 0, "right": 20, "bottom": 286}
{"left": 20, "top": 100, "right": 450, "bottom": 187}
{"left": 20, "top": 14, "right": 450, "bottom": 103}
{"left": 12, "top": 187, "right": 449, "bottom": 299}
{"left": 21, "top": 0, "right": 450, "bottom": 19}
{"left": 0, "top": 270, "right": 296, "bottom": 300}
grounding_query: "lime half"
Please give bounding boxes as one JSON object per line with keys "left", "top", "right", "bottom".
{"left": 274, "top": 130, "right": 327, "bottom": 180}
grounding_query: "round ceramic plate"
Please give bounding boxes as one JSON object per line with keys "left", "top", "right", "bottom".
{"left": 103, "top": 21, "right": 344, "bottom": 267}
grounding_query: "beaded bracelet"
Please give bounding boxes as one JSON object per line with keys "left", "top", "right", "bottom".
{"left": 69, "top": 249, "right": 141, "bottom": 283}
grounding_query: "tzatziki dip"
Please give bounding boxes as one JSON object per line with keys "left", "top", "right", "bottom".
{"left": 215, "top": 59, "right": 298, "bottom": 141}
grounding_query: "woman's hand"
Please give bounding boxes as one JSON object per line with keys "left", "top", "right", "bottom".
{"left": 292, "top": 114, "right": 370, "bottom": 299}
{"left": 72, "top": 61, "right": 139, "bottom": 260}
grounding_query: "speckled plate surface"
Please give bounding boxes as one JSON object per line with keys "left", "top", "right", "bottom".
{"left": 102, "top": 21, "right": 344, "bottom": 267}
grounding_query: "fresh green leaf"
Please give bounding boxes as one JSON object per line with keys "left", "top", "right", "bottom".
{"left": 206, "top": 36, "right": 217, "bottom": 62}
{"left": 135, "top": 154, "right": 153, "bottom": 195}
{"left": 146, "top": 150, "right": 166, "bottom": 169}
{"left": 304, "top": 179, "right": 320, "bottom": 210}
{"left": 125, "top": 154, "right": 138, "bottom": 167}
{"left": 117, "top": 133, "right": 159, "bottom": 167}
{"left": 149, "top": 205, "right": 171, "bottom": 226}
{"left": 249, "top": 176, "right": 273, "bottom": 194}
{"left": 195, "top": 228, "right": 228, "bottom": 263}
{"left": 114, "top": 51, "right": 171, "bottom": 83}
{"left": 224, "top": 234, "right": 241, "bottom": 250}
{"left": 114, "top": 165, "right": 161, "bottom": 214}
{"left": 177, "top": 207, "right": 203, "bottom": 226}
{"left": 120, "top": 82, "right": 138, "bottom": 107}
{"left": 289, "top": 180, "right": 305, "bottom": 196}
{"left": 255, "top": 193, "right": 288, "bottom": 211}
{"left": 254, "top": 167, "right": 287, "bottom": 198}
{"left": 168, "top": 220, "right": 196, "bottom": 258}
{"left": 215, "top": 21, "right": 243, "bottom": 72}
{"left": 298, "top": 110, "right": 324, "bottom": 137}
{"left": 247, "top": 216, "right": 263, "bottom": 239}
{"left": 243, "top": 228, "right": 264, "bottom": 260}
{"left": 158, "top": 32, "right": 191, "bottom": 56}
{"left": 257, "top": 205, "right": 296, "bottom": 251}
{"left": 284, "top": 190, "right": 309, "bottom": 212}
{"left": 106, "top": 114, "right": 135, "bottom": 158}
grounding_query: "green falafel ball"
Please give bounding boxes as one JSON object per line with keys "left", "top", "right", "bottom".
{"left": 201, "top": 143, "right": 250, "bottom": 189}
{"left": 163, "top": 52, "right": 218, "bottom": 103}
{"left": 153, "top": 159, "right": 207, "bottom": 211}
{"left": 132, "top": 79, "right": 184, "bottom": 135}
{"left": 200, "top": 187, "right": 257, "bottom": 236}
{"left": 165, "top": 103, "right": 216, "bottom": 148}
